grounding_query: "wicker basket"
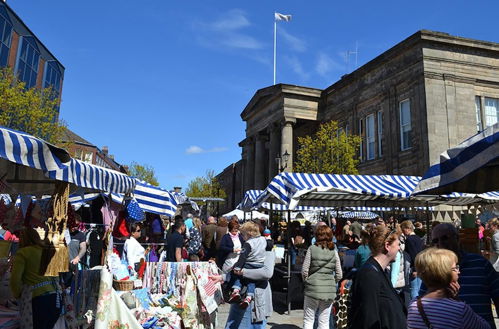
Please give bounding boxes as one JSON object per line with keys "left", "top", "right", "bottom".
{"left": 113, "top": 279, "right": 134, "bottom": 291}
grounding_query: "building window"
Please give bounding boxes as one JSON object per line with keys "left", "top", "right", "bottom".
{"left": 84, "top": 152, "right": 93, "bottom": 163}
{"left": 0, "top": 9, "right": 12, "bottom": 67}
{"left": 43, "top": 61, "right": 62, "bottom": 98}
{"left": 377, "top": 110, "right": 383, "bottom": 157}
{"left": 399, "top": 99, "right": 412, "bottom": 151}
{"left": 366, "top": 114, "right": 375, "bottom": 160}
{"left": 358, "top": 119, "right": 364, "bottom": 161}
{"left": 345, "top": 123, "right": 350, "bottom": 136}
{"left": 74, "top": 149, "right": 83, "bottom": 160}
{"left": 484, "top": 97, "right": 498, "bottom": 128}
{"left": 475, "top": 96, "right": 483, "bottom": 132}
{"left": 16, "top": 37, "right": 40, "bottom": 89}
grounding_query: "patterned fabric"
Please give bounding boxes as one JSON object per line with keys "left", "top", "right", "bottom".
{"left": 95, "top": 268, "right": 142, "bottom": 329}
{"left": 126, "top": 199, "right": 145, "bottom": 222}
{"left": 187, "top": 227, "right": 202, "bottom": 256}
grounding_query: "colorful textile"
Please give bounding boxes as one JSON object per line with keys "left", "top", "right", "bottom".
{"left": 95, "top": 268, "right": 142, "bottom": 329}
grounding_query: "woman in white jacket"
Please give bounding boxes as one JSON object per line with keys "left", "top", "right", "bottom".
{"left": 124, "top": 222, "right": 145, "bottom": 271}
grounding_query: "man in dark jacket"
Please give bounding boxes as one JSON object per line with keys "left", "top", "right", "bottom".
{"left": 202, "top": 216, "right": 218, "bottom": 260}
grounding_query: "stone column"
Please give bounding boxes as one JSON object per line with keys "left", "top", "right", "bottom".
{"left": 254, "top": 133, "right": 268, "bottom": 189}
{"left": 244, "top": 137, "right": 255, "bottom": 190}
{"left": 268, "top": 123, "right": 280, "bottom": 180}
{"left": 281, "top": 119, "right": 296, "bottom": 172}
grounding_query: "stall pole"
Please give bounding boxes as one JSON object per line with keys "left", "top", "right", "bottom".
{"left": 425, "top": 201, "right": 431, "bottom": 245}
{"left": 287, "top": 209, "right": 291, "bottom": 315}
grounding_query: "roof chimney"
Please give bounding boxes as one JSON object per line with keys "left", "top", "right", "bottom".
{"left": 102, "top": 146, "right": 109, "bottom": 155}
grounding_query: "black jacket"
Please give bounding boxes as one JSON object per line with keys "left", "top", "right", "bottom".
{"left": 216, "top": 233, "right": 244, "bottom": 268}
{"left": 349, "top": 257, "right": 407, "bottom": 329}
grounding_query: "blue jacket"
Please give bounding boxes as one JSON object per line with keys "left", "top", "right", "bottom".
{"left": 217, "top": 233, "right": 244, "bottom": 267}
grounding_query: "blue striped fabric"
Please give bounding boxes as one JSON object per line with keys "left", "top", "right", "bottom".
{"left": 0, "top": 126, "right": 69, "bottom": 171}
{"left": 132, "top": 180, "right": 176, "bottom": 217}
{"left": 341, "top": 211, "right": 379, "bottom": 219}
{"left": 255, "top": 173, "right": 421, "bottom": 210}
{"left": 414, "top": 122, "right": 499, "bottom": 194}
{"left": 47, "top": 158, "right": 136, "bottom": 194}
{"left": 238, "top": 189, "right": 336, "bottom": 211}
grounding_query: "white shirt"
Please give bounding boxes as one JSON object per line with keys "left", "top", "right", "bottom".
{"left": 124, "top": 236, "right": 145, "bottom": 266}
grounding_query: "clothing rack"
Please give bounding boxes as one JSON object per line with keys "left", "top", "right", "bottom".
{"left": 113, "top": 242, "right": 168, "bottom": 246}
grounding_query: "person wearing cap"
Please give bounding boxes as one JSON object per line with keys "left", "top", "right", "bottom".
{"left": 263, "top": 229, "right": 271, "bottom": 239}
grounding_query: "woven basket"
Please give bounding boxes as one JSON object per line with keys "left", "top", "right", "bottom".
{"left": 113, "top": 279, "right": 134, "bottom": 291}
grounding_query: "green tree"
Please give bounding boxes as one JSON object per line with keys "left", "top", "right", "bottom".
{"left": 0, "top": 67, "right": 66, "bottom": 145}
{"left": 128, "top": 161, "right": 159, "bottom": 186}
{"left": 295, "top": 120, "right": 361, "bottom": 174}
{"left": 185, "top": 169, "right": 226, "bottom": 199}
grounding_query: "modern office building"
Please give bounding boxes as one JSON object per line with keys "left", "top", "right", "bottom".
{"left": 0, "top": 2, "right": 64, "bottom": 100}
{"left": 217, "top": 30, "right": 499, "bottom": 213}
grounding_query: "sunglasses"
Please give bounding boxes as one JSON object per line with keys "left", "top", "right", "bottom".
{"left": 451, "top": 265, "right": 460, "bottom": 273}
{"left": 135, "top": 229, "right": 141, "bottom": 233}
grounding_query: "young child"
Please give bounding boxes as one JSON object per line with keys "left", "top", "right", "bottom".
{"left": 229, "top": 222, "right": 273, "bottom": 308}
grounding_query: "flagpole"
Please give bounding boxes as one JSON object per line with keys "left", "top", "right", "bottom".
{"left": 273, "top": 13, "right": 277, "bottom": 85}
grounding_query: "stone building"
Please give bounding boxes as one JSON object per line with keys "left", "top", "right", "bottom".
{"left": 217, "top": 30, "right": 499, "bottom": 213}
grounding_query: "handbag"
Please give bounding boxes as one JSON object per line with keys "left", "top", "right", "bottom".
{"left": 125, "top": 198, "right": 145, "bottom": 222}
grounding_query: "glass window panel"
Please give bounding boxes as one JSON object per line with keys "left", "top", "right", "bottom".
{"left": 484, "top": 98, "right": 498, "bottom": 127}
{"left": 0, "top": 45, "right": 7, "bottom": 67}
{"left": 400, "top": 100, "right": 412, "bottom": 150}
{"left": 377, "top": 111, "right": 383, "bottom": 157}
{"left": 366, "top": 115, "right": 375, "bottom": 160}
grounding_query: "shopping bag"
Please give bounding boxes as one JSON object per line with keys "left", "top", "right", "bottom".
{"left": 125, "top": 199, "right": 145, "bottom": 222}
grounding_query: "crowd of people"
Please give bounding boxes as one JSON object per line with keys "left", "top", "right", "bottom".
{"left": 6, "top": 210, "right": 499, "bottom": 329}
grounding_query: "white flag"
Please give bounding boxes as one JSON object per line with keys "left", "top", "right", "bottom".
{"left": 275, "top": 12, "right": 292, "bottom": 22}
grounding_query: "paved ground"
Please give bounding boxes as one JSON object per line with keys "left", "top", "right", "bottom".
{"left": 217, "top": 292, "right": 499, "bottom": 328}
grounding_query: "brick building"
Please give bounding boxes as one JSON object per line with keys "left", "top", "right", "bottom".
{"left": 217, "top": 30, "right": 499, "bottom": 213}
{"left": 61, "top": 129, "right": 125, "bottom": 172}
{"left": 0, "top": 2, "right": 64, "bottom": 101}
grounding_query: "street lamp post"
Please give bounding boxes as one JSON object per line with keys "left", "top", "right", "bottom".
{"left": 276, "top": 150, "right": 290, "bottom": 173}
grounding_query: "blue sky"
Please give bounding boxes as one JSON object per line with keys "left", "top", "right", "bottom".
{"left": 9, "top": 0, "right": 499, "bottom": 190}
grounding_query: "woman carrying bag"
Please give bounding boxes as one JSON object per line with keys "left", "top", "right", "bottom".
{"left": 302, "top": 225, "right": 342, "bottom": 329}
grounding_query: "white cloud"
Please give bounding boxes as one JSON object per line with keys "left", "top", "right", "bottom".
{"left": 285, "top": 56, "right": 309, "bottom": 80}
{"left": 279, "top": 28, "right": 306, "bottom": 52}
{"left": 185, "top": 145, "right": 228, "bottom": 155}
{"left": 210, "top": 9, "right": 250, "bottom": 31}
{"left": 315, "top": 52, "right": 344, "bottom": 77}
{"left": 221, "top": 34, "right": 263, "bottom": 50}
{"left": 194, "top": 9, "right": 264, "bottom": 51}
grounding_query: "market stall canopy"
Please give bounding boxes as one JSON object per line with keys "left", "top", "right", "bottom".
{"left": 341, "top": 211, "right": 379, "bottom": 220}
{"left": 413, "top": 122, "right": 499, "bottom": 195}
{"left": 222, "top": 208, "right": 269, "bottom": 220}
{"left": 0, "top": 126, "right": 71, "bottom": 194}
{"left": 254, "top": 173, "right": 424, "bottom": 210}
{"left": 170, "top": 191, "right": 200, "bottom": 212}
{"left": 238, "top": 189, "right": 337, "bottom": 212}
{"left": 46, "top": 158, "right": 136, "bottom": 194}
{"left": 110, "top": 180, "right": 177, "bottom": 217}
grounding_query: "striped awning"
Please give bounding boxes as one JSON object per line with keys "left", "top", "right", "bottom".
{"left": 170, "top": 191, "right": 199, "bottom": 212}
{"left": 238, "top": 189, "right": 336, "bottom": 212}
{"left": 413, "top": 123, "right": 499, "bottom": 194}
{"left": 0, "top": 126, "right": 70, "bottom": 172}
{"left": 132, "top": 180, "right": 176, "bottom": 217}
{"left": 341, "top": 211, "right": 379, "bottom": 220}
{"left": 255, "top": 173, "right": 422, "bottom": 210}
{"left": 47, "top": 159, "right": 136, "bottom": 194}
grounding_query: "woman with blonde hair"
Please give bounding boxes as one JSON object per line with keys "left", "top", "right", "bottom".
{"left": 302, "top": 225, "right": 342, "bottom": 329}
{"left": 187, "top": 217, "right": 203, "bottom": 261}
{"left": 349, "top": 225, "right": 406, "bottom": 328}
{"left": 407, "top": 247, "right": 490, "bottom": 328}
{"left": 229, "top": 221, "right": 273, "bottom": 308}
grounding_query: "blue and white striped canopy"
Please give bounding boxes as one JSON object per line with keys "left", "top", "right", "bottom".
{"left": 0, "top": 126, "right": 70, "bottom": 172}
{"left": 341, "top": 211, "right": 379, "bottom": 220}
{"left": 239, "top": 189, "right": 336, "bottom": 212}
{"left": 414, "top": 123, "right": 499, "bottom": 194}
{"left": 132, "top": 180, "right": 176, "bottom": 217}
{"left": 255, "top": 173, "right": 421, "bottom": 210}
{"left": 47, "top": 159, "right": 136, "bottom": 194}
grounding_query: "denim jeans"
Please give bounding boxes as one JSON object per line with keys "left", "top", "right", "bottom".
{"left": 410, "top": 276, "right": 422, "bottom": 300}
{"left": 225, "top": 303, "right": 266, "bottom": 329}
